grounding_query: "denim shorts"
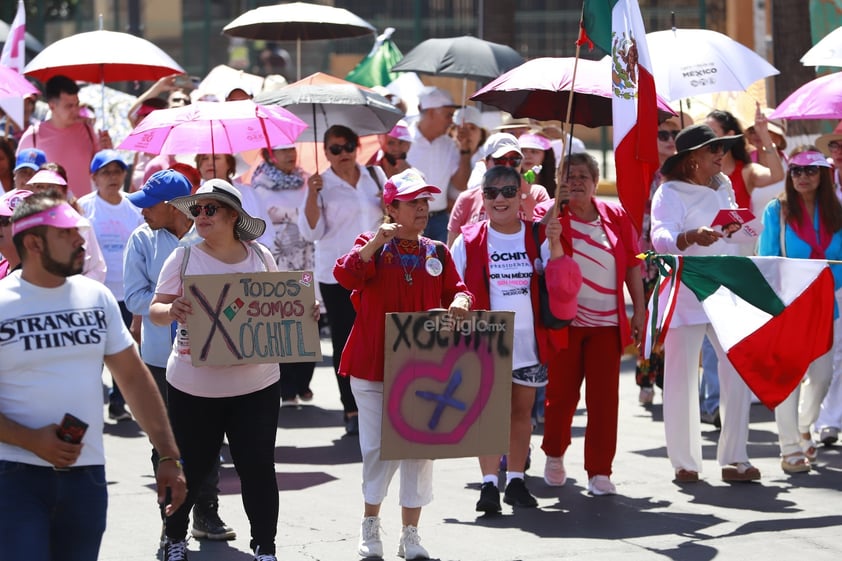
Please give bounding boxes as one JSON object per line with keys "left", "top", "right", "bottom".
{"left": 513, "top": 363, "right": 548, "bottom": 387}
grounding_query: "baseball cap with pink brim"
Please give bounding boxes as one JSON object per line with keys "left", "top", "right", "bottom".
{"left": 11, "top": 202, "right": 90, "bottom": 236}
{"left": 382, "top": 169, "right": 441, "bottom": 205}
{"left": 789, "top": 150, "right": 831, "bottom": 168}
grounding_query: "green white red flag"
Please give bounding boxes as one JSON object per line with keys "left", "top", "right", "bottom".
{"left": 582, "top": 0, "right": 659, "bottom": 234}
{"left": 651, "top": 254, "right": 834, "bottom": 409}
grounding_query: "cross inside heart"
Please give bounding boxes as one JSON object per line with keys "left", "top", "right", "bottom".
{"left": 386, "top": 345, "right": 495, "bottom": 445}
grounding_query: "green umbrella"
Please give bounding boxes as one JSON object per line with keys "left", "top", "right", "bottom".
{"left": 346, "top": 27, "right": 403, "bottom": 88}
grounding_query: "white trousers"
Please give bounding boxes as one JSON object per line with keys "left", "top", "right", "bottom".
{"left": 663, "top": 323, "right": 752, "bottom": 472}
{"left": 351, "top": 377, "right": 434, "bottom": 508}
{"left": 816, "top": 289, "right": 842, "bottom": 430}
{"left": 775, "top": 348, "right": 834, "bottom": 455}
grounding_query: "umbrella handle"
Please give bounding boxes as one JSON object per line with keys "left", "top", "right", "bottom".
{"left": 312, "top": 104, "right": 319, "bottom": 174}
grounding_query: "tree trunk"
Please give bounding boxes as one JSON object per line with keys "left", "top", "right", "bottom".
{"left": 771, "top": 0, "right": 820, "bottom": 136}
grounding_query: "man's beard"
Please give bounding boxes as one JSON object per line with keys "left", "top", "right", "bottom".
{"left": 41, "top": 245, "right": 85, "bottom": 277}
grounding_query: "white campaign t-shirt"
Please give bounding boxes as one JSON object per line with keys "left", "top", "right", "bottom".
{"left": 77, "top": 192, "right": 144, "bottom": 301}
{"left": 156, "top": 243, "right": 281, "bottom": 398}
{"left": 451, "top": 222, "right": 540, "bottom": 369}
{"left": 0, "top": 273, "right": 134, "bottom": 466}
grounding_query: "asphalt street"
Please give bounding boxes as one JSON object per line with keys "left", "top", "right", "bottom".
{"left": 98, "top": 338, "right": 842, "bottom": 561}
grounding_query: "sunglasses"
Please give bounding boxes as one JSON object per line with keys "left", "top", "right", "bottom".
{"left": 706, "top": 142, "right": 726, "bottom": 154}
{"left": 188, "top": 204, "right": 222, "bottom": 217}
{"left": 657, "top": 130, "right": 679, "bottom": 141}
{"left": 482, "top": 185, "right": 519, "bottom": 199}
{"left": 327, "top": 141, "right": 357, "bottom": 155}
{"left": 790, "top": 165, "right": 821, "bottom": 178}
{"left": 491, "top": 156, "right": 523, "bottom": 167}
{"left": 828, "top": 141, "right": 842, "bottom": 151}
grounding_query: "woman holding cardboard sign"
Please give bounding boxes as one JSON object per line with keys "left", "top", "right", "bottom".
{"left": 758, "top": 147, "right": 842, "bottom": 473}
{"left": 450, "top": 165, "right": 581, "bottom": 513}
{"left": 149, "top": 179, "right": 289, "bottom": 561}
{"left": 334, "top": 168, "right": 472, "bottom": 561}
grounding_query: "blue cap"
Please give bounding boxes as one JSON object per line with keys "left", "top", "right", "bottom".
{"left": 90, "top": 149, "right": 127, "bottom": 174}
{"left": 127, "top": 169, "right": 192, "bottom": 209}
{"left": 14, "top": 148, "right": 47, "bottom": 173}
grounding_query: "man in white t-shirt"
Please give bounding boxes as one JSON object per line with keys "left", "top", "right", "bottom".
{"left": 0, "top": 193, "right": 185, "bottom": 561}
{"left": 78, "top": 150, "right": 144, "bottom": 422}
{"left": 407, "top": 87, "right": 473, "bottom": 243}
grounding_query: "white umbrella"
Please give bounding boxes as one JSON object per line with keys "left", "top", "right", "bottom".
{"left": 646, "top": 28, "right": 779, "bottom": 101}
{"left": 222, "top": 1, "right": 376, "bottom": 81}
{"left": 801, "top": 26, "right": 842, "bottom": 67}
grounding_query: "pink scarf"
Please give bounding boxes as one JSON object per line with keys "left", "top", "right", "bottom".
{"left": 791, "top": 198, "right": 832, "bottom": 259}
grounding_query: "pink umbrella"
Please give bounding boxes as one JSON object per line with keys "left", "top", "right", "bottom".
{"left": 471, "top": 56, "right": 675, "bottom": 127}
{"left": 768, "top": 72, "right": 842, "bottom": 120}
{"left": 117, "top": 100, "right": 308, "bottom": 155}
{"left": 0, "top": 64, "right": 39, "bottom": 130}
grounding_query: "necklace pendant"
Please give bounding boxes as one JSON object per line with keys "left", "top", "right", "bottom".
{"left": 405, "top": 272, "right": 413, "bottom": 284}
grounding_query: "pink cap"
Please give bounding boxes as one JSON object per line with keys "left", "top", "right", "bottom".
{"left": 0, "top": 190, "right": 33, "bottom": 218}
{"left": 545, "top": 255, "right": 583, "bottom": 320}
{"left": 790, "top": 150, "right": 831, "bottom": 168}
{"left": 26, "top": 169, "right": 68, "bottom": 187}
{"left": 518, "top": 133, "right": 552, "bottom": 152}
{"left": 79, "top": 106, "right": 95, "bottom": 119}
{"left": 387, "top": 120, "right": 412, "bottom": 143}
{"left": 11, "top": 202, "right": 90, "bottom": 236}
{"left": 383, "top": 168, "right": 441, "bottom": 205}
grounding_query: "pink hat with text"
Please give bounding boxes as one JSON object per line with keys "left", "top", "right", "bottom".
{"left": 0, "top": 190, "right": 33, "bottom": 217}
{"left": 789, "top": 150, "right": 831, "bottom": 168}
{"left": 11, "top": 201, "right": 90, "bottom": 235}
{"left": 383, "top": 168, "right": 441, "bottom": 205}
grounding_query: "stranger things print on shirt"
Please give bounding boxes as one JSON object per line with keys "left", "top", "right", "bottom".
{"left": 0, "top": 308, "right": 108, "bottom": 351}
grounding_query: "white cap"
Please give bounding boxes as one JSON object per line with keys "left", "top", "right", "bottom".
{"left": 482, "top": 132, "right": 522, "bottom": 159}
{"left": 453, "top": 106, "right": 482, "bottom": 127}
{"left": 417, "top": 86, "right": 457, "bottom": 111}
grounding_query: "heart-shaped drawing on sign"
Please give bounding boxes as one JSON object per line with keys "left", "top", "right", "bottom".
{"left": 387, "top": 344, "right": 495, "bottom": 445}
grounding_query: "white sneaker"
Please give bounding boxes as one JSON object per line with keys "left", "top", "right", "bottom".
{"left": 543, "top": 455, "right": 567, "bottom": 486}
{"left": 587, "top": 475, "right": 617, "bottom": 496}
{"left": 358, "top": 516, "right": 383, "bottom": 558}
{"left": 397, "top": 525, "right": 429, "bottom": 560}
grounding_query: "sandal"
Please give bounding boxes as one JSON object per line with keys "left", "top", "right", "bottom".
{"left": 674, "top": 469, "right": 699, "bottom": 483}
{"left": 800, "top": 438, "right": 818, "bottom": 463}
{"left": 722, "top": 462, "right": 761, "bottom": 482}
{"left": 780, "top": 452, "right": 811, "bottom": 474}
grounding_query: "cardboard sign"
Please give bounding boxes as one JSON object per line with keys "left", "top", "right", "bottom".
{"left": 184, "top": 271, "right": 322, "bottom": 367}
{"left": 711, "top": 208, "right": 763, "bottom": 244}
{"left": 381, "top": 310, "right": 514, "bottom": 460}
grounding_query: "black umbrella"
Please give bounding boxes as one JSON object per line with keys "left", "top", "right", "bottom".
{"left": 391, "top": 35, "right": 523, "bottom": 83}
{"left": 222, "top": 1, "right": 376, "bottom": 80}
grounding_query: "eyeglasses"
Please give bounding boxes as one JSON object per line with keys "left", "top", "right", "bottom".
{"left": 828, "top": 141, "right": 842, "bottom": 151}
{"left": 327, "top": 141, "right": 357, "bottom": 155}
{"left": 790, "top": 165, "right": 821, "bottom": 178}
{"left": 0, "top": 216, "right": 10, "bottom": 227}
{"left": 491, "top": 156, "right": 523, "bottom": 167}
{"left": 482, "top": 185, "right": 519, "bottom": 199}
{"left": 706, "top": 142, "right": 725, "bottom": 154}
{"left": 657, "top": 130, "right": 679, "bottom": 142}
{"left": 188, "top": 204, "right": 222, "bottom": 217}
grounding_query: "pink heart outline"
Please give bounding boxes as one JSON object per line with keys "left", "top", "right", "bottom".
{"left": 387, "top": 344, "right": 496, "bottom": 445}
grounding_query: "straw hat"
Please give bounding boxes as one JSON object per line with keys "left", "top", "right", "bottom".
{"left": 169, "top": 179, "right": 266, "bottom": 241}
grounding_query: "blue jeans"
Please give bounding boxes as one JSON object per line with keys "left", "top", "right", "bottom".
{"left": 423, "top": 211, "right": 449, "bottom": 244}
{"left": 700, "top": 335, "right": 720, "bottom": 415}
{"left": 0, "top": 461, "right": 107, "bottom": 561}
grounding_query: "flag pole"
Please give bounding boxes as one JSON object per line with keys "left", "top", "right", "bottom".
{"left": 554, "top": 5, "right": 588, "bottom": 217}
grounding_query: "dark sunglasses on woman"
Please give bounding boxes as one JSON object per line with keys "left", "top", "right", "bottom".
{"left": 189, "top": 204, "right": 221, "bottom": 217}
{"left": 491, "top": 156, "right": 522, "bottom": 168}
{"left": 327, "top": 141, "right": 357, "bottom": 155}
{"left": 482, "top": 184, "right": 519, "bottom": 199}
{"left": 657, "top": 130, "right": 679, "bottom": 141}
{"left": 790, "top": 165, "right": 820, "bottom": 178}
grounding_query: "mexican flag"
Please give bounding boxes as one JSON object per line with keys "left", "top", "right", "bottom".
{"left": 665, "top": 255, "right": 835, "bottom": 409}
{"left": 582, "top": 0, "right": 659, "bottom": 234}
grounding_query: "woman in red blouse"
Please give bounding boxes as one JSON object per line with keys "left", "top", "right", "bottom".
{"left": 334, "top": 168, "right": 472, "bottom": 560}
